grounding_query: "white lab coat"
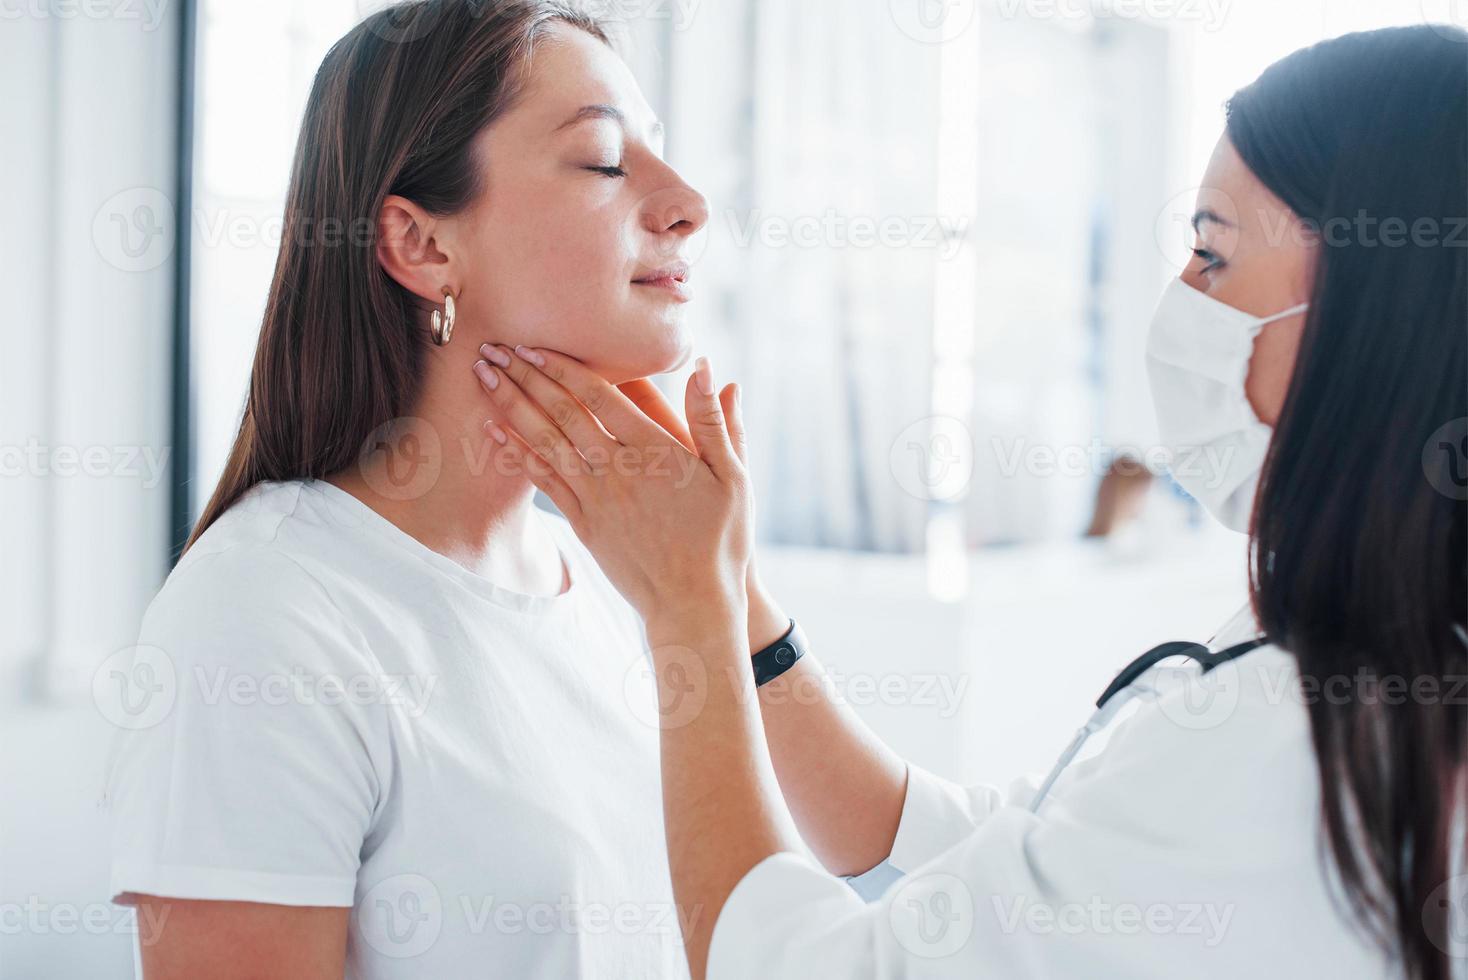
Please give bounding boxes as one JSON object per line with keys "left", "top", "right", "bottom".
{"left": 706, "top": 608, "right": 1408, "bottom": 979}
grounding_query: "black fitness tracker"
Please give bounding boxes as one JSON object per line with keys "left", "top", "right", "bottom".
{"left": 752, "top": 618, "right": 807, "bottom": 687}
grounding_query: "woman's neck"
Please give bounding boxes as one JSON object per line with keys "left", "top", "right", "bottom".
{"left": 325, "top": 348, "right": 568, "bottom": 596}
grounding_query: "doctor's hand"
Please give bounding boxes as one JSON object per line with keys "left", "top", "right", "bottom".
{"left": 471, "top": 344, "right": 753, "bottom": 634}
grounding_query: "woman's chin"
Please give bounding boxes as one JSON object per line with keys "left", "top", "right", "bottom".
{"left": 596, "top": 327, "right": 692, "bottom": 384}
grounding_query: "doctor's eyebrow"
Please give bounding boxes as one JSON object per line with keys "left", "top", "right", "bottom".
{"left": 553, "top": 103, "right": 665, "bottom": 141}
{"left": 1192, "top": 209, "right": 1235, "bottom": 232}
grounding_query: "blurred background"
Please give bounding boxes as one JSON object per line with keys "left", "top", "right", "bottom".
{"left": 2, "top": 0, "right": 1459, "bottom": 973}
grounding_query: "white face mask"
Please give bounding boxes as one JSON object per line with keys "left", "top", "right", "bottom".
{"left": 1145, "top": 278, "right": 1309, "bottom": 532}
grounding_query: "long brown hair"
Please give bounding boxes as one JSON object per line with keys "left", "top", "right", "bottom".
{"left": 185, "top": 0, "right": 607, "bottom": 554}
{"left": 1235, "top": 27, "right": 1467, "bottom": 980}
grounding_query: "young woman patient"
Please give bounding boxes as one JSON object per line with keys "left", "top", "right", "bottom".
{"left": 103, "top": 3, "right": 712, "bottom": 976}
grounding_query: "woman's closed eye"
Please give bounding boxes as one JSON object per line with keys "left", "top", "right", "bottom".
{"left": 586, "top": 163, "right": 627, "bottom": 178}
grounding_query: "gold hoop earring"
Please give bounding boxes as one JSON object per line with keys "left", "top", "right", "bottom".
{"left": 430, "top": 288, "right": 456, "bottom": 347}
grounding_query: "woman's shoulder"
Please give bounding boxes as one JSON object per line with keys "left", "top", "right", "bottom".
{"left": 143, "top": 490, "right": 377, "bottom": 675}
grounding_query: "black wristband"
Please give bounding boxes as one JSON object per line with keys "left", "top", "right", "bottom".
{"left": 752, "top": 619, "right": 807, "bottom": 687}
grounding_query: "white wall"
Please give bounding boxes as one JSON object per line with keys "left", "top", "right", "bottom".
{"left": 0, "top": 2, "right": 178, "bottom": 702}
{"left": 1, "top": 2, "right": 180, "bottom": 976}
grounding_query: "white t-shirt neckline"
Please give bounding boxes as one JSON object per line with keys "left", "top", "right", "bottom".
{"left": 299, "top": 478, "right": 579, "bottom": 616}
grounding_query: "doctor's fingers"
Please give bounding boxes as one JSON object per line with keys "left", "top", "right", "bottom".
{"left": 478, "top": 343, "right": 616, "bottom": 456}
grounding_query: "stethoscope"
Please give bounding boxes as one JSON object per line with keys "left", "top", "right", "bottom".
{"left": 1027, "top": 634, "right": 1269, "bottom": 813}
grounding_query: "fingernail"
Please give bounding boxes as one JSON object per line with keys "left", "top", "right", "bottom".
{"left": 483, "top": 418, "right": 508, "bottom": 445}
{"left": 514, "top": 345, "right": 546, "bottom": 367}
{"left": 695, "top": 356, "right": 713, "bottom": 396}
{"left": 473, "top": 360, "right": 499, "bottom": 390}
{"left": 480, "top": 343, "right": 511, "bottom": 368}
{"left": 732, "top": 382, "right": 742, "bottom": 414}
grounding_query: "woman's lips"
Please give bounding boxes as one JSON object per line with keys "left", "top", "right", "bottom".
{"left": 632, "top": 265, "right": 692, "bottom": 301}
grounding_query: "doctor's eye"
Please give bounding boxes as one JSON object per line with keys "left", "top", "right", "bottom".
{"left": 1191, "top": 247, "right": 1224, "bottom": 273}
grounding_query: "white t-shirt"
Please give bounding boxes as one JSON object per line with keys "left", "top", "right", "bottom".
{"left": 104, "top": 478, "right": 690, "bottom": 979}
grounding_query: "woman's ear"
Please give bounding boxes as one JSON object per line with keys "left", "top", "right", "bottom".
{"left": 375, "top": 194, "right": 453, "bottom": 303}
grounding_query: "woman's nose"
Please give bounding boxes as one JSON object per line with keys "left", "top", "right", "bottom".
{"left": 642, "top": 180, "right": 710, "bottom": 239}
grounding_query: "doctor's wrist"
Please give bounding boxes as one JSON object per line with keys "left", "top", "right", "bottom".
{"left": 746, "top": 573, "right": 790, "bottom": 654}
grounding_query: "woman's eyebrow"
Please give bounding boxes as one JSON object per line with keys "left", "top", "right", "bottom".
{"left": 553, "top": 103, "right": 664, "bottom": 141}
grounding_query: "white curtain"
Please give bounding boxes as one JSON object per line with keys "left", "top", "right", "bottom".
{"left": 629, "top": 0, "right": 946, "bottom": 553}
{"left": 0, "top": 1, "right": 180, "bottom": 702}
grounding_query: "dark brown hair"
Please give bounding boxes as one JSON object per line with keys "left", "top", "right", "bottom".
{"left": 185, "top": 0, "right": 607, "bottom": 553}
{"left": 1232, "top": 26, "right": 1467, "bottom": 980}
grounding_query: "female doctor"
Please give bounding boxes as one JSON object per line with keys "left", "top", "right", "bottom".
{"left": 470, "top": 26, "right": 1466, "bottom": 980}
